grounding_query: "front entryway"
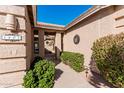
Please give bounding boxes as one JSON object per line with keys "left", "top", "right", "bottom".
{"left": 44, "top": 32, "right": 56, "bottom": 60}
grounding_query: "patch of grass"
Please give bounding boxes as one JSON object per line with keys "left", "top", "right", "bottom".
{"left": 61, "top": 51, "right": 84, "bottom": 72}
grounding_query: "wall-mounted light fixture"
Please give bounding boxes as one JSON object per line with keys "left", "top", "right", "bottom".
{"left": 5, "top": 14, "right": 17, "bottom": 31}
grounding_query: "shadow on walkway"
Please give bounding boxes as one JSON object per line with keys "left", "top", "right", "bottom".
{"left": 88, "top": 71, "right": 115, "bottom": 88}
{"left": 54, "top": 59, "right": 61, "bottom": 66}
{"left": 88, "top": 59, "right": 115, "bottom": 88}
{"left": 44, "top": 48, "right": 62, "bottom": 66}
{"left": 55, "top": 68, "right": 63, "bottom": 81}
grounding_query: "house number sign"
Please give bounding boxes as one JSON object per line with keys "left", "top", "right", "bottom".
{"left": 0, "top": 34, "right": 22, "bottom": 41}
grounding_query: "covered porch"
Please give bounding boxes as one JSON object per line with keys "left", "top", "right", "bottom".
{"left": 32, "top": 22, "right": 64, "bottom": 61}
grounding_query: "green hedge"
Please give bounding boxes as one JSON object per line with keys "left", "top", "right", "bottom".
{"left": 91, "top": 32, "right": 124, "bottom": 87}
{"left": 60, "top": 51, "right": 84, "bottom": 72}
{"left": 23, "top": 59, "right": 55, "bottom": 88}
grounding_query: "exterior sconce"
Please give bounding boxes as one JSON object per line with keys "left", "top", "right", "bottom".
{"left": 5, "top": 14, "right": 17, "bottom": 31}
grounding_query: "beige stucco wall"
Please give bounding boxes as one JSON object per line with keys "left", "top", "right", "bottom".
{"left": 63, "top": 6, "right": 124, "bottom": 67}
{"left": 113, "top": 6, "right": 124, "bottom": 34}
{"left": 0, "top": 5, "right": 32, "bottom": 74}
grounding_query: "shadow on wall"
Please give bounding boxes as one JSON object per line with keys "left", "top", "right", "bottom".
{"left": 89, "top": 59, "right": 115, "bottom": 88}
{"left": 45, "top": 48, "right": 54, "bottom": 55}
{"left": 45, "top": 48, "right": 55, "bottom": 60}
{"left": 55, "top": 68, "right": 63, "bottom": 81}
{"left": 16, "top": 19, "right": 20, "bottom": 31}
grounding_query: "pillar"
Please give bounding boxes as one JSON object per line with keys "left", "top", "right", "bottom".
{"left": 55, "top": 32, "right": 61, "bottom": 59}
{"left": 39, "top": 30, "right": 45, "bottom": 58}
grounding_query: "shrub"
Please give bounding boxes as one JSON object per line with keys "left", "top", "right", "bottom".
{"left": 23, "top": 59, "right": 55, "bottom": 88}
{"left": 61, "top": 51, "right": 84, "bottom": 72}
{"left": 23, "top": 70, "right": 37, "bottom": 88}
{"left": 91, "top": 32, "right": 124, "bottom": 87}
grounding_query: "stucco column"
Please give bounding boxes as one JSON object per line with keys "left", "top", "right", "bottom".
{"left": 55, "top": 32, "right": 61, "bottom": 59}
{"left": 39, "top": 30, "right": 45, "bottom": 58}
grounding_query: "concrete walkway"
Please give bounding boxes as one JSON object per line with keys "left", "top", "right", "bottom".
{"left": 0, "top": 60, "right": 112, "bottom": 88}
{"left": 54, "top": 62, "right": 112, "bottom": 88}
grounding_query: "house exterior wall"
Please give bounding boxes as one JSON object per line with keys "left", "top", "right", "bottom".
{"left": 0, "top": 5, "right": 32, "bottom": 74}
{"left": 63, "top": 6, "right": 124, "bottom": 67}
{"left": 113, "top": 6, "right": 124, "bottom": 34}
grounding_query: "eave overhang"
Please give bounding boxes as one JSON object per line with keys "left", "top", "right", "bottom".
{"left": 36, "top": 22, "right": 65, "bottom": 31}
{"left": 32, "top": 5, "right": 112, "bottom": 31}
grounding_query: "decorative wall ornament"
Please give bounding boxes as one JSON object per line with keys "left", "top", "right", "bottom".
{"left": 5, "top": 14, "right": 17, "bottom": 31}
{"left": 44, "top": 34, "right": 55, "bottom": 52}
{"left": 45, "top": 40, "right": 54, "bottom": 46}
{"left": 73, "top": 34, "right": 80, "bottom": 44}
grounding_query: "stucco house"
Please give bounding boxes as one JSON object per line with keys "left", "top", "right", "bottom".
{"left": 0, "top": 5, "right": 124, "bottom": 87}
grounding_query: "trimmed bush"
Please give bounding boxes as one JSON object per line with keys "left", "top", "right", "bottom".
{"left": 23, "top": 70, "right": 37, "bottom": 88}
{"left": 23, "top": 59, "right": 55, "bottom": 88}
{"left": 61, "top": 51, "right": 84, "bottom": 72}
{"left": 91, "top": 32, "right": 124, "bottom": 87}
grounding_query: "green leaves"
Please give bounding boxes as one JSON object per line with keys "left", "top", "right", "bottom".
{"left": 23, "top": 59, "right": 55, "bottom": 88}
{"left": 22, "top": 70, "right": 37, "bottom": 88}
{"left": 61, "top": 51, "right": 84, "bottom": 72}
{"left": 91, "top": 32, "right": 124, "bottom": 87}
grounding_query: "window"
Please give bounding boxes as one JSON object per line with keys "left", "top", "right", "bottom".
{"left": 34, "top": 30, "right": 39, "bottom": 54}
{"left": 34, "top": 42, "right": 39, "bottom": 54}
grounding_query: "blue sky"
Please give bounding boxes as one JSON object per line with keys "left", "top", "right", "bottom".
{"left": 37, "top": 5, "right": 92, "bottom": 26}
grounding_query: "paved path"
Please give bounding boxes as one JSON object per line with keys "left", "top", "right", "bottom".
{"left": 0, "top": 60, "right": 112, "bottom": 88}
{"left": 54, "top": 62, "right": 112, "bottom": 88}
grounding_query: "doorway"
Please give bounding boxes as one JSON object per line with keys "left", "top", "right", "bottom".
{"left": 44, "top": 32, "right": 56, "bottom": 60}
